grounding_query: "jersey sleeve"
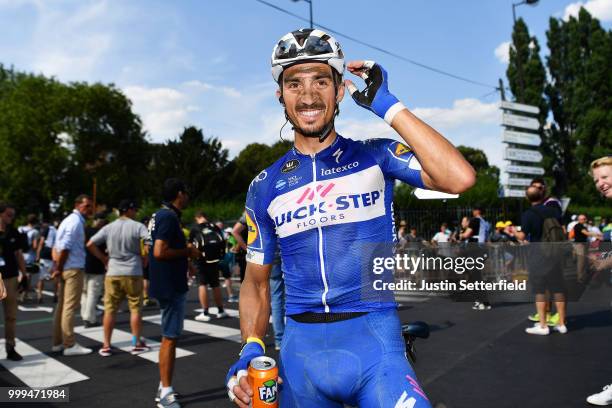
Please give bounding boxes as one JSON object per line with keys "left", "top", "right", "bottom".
{"left": 368, "top": 139, "right": 425, "bottom": 188}
{"left": 244, "top": 172, "right": 278, "bottom": 265}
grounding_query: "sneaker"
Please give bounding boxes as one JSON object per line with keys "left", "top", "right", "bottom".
{"left": 553, "top": 324, "right": 568, "bottom": 334}
{"left": 217, "top": 311, "right": 228, "bottom": 319}
{"left": 155, "top": 389, "right": 179, "bottom": 403}
{"left": 525, "top": 324, "right": 550, "bottom": 335}
{"left": 98, "top": 346, "right": 113, "bottom": 357}
{"left": 157, "top": 391, "right": 181, "bottom": 408}
{"left": 6, "top": 347, "right": 23, "bottom": 361}
{"left": 547, "top": 313, "right": 560, "bottom": 326}
{"left": 131, "top": 341, "right": 151, "bottom": 355}
{"left": 63, "top": 343, "right": 93, "bottom": 356}
{"left": 587, "top": 384, "right": 612, "bottom": 406}
{"left": 472, "top": 302, "right": 491, "bottom": 310}
{"left": 228, "top": 295, "right": 239, "bottom": 303}
{"left": 51, "top": 344, "right": 64, "bottom": 353}
{"left": 194, "top": 312, "right": 212, "bottom": 322}
{"left": 528, "top": 312, "right": 543, "bottom": 322}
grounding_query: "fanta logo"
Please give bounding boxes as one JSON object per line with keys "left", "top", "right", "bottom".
{"left": 320, "top": 161, "right": 358, "bottom": 177}
{"left": 258, "top": 379, "right": 278, "bottom": 404}
{"left": 395, "top": 143, "right": 411, "bottom": 156}
{"left": 245, "top": 212, "right": 258, "bottom": 245}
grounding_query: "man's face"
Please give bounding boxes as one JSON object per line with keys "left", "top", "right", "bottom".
{"left": 593, "top": 165, "right": 611, "bottom": 199}
{"left": 76, "top": 199, "right": 93, "bottom": 218}
{"left": 176, "top": 191, "right": 190, "bottom": 210}
{"left": 578, "top": 215, "right": 587, "bottom": 224}
{"left": 0, "top": 208, "right": 15, "bottom": 225}
{"left": 278, "top": 63, "right": 344, "bottom": 137}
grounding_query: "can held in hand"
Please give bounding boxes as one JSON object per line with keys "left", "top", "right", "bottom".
{"left": 248, "top": 356, "right": 279, "bottom": 407}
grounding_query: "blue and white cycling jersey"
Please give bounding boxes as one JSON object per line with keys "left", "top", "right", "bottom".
{"left": 245, "top": 134, "right": 425, "bottom": 315}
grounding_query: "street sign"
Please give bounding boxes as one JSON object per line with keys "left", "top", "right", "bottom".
{"left": 503, "top": 188, "right": 526, "bottom": 198}
{"left": 507, "top": 178, "right": 532, "bottom": 187}
{"left": 502, "top": 113, "right": 540, "bottom": 131}
{"left": 504, "top": 148, "right": 543, "bottom": 162}
{"left": 502, "top": 129, "right": 541, "bottom": 146}
{"left": 500, "top": 101, "right": 540, "bottom": 114}
{"left": 505, "top": 165, "right": 545, "bottom": 175}
{"left": 413, "top": 188, "right": 458, "bottom": 200}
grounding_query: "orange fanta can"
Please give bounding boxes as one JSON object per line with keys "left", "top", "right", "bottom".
{"left": 248, "top": 356, "right": 279, "bottom": 407}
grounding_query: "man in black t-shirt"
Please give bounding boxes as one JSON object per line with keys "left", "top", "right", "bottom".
{"left": 0, "top": 203, "right": 26, "bottom": 361}
{"left": 572, "top": 214, "right": 601, "bottom": 283}
{"left": 189, "top": 211, "right": 227, "bottom": 322}
{"left": 519, "top": 186, "right": 567, "bottom": 336}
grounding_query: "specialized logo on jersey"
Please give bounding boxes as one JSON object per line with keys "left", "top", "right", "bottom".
{"left": 245, "top": 211, "right": 258, "bottom": 245}
{"left": 281, "top": 159, "right": 300, "bottom": 173}
{"left": 394, "top": 142, "right": 411, "bottom": 156}
{"left": 332, "top": 148, "right": 343, "bottom": 163}
{"left": 267, "top": 166, "right": 386, "bottom": 238}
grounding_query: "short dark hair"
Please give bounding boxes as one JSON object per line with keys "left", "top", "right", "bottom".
{"left": 162, "top": 178, "right": 187, "bottom": 202}
{"left": 194, "top": 210, "right": 208, "bottom": 220}
{"left": 530, "top": 177, "right": 546, "bottom": 186}
{"left": 0, "top": 202, "right": 14, "bottom": 214}
{"left": 74, "top": 194, "right": 91, "bottom": 205}
{"left": 26, "top": 214, "right": 38, "bottom": 225}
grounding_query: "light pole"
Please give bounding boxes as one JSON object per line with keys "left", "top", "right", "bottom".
{"left": 511, "top": 0, "right": 539, "bottom": 101}
{"left": 291, "top": 0, "right": 313, "bottom": 29}
{"left": 512, "top": 0, "right": 539, "bottom": 24}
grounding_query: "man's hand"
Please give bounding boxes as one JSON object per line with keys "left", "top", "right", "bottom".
{"left": 187, "top": 245, "right": 201, "bottom": 259}
{"left": 226, "top": 342, "right": 264, "bottom": 406}
{"left": 0, "top": 277, "right": 7, "bottom": 300}
{"left": 345, "top": 60, "right": 404, "bottom": 125}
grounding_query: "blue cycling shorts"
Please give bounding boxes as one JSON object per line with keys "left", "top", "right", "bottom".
{"left": 279, "top": 309, "right": 431, "bottom": 408}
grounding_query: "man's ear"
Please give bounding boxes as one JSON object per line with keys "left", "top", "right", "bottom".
{"left": 276, "top": 89, "right": 284, "bottom": 105}
{"left": 336, "top": 81, "right": 345, "bottom": 103}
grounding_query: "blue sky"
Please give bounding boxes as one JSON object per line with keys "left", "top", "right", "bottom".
{"left": 1, "top": 0, "right": 610, "bottom": 169}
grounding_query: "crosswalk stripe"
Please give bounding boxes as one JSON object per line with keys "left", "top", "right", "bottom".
{"left": 74, "top": 326, "right": 194, "bottom": 363}
{"left": 143, "top": 315, "right": 242, "bottom": 343}
{"left": 0, "top": 339, "right": 89, "bottom": 388}
{"left": 18, "top": 305, "right": 54, "bottom": 313}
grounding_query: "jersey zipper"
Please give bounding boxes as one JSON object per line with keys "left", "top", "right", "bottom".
{"left": 312, "top": 154, "right": 330, "bottom": 313}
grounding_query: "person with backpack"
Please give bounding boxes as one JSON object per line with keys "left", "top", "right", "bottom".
{"left": 518, "top": 185, "right": 568, "bottom": 335}
{"left": 189, "top": 211, "right": 228, "bottom": 321}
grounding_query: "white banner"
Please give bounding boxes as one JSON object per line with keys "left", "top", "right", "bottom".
{"left": 502, "top": 113, "right": 540, "bottom": 131}
{"left": 500, "top": 101, "right": 540, "bottom": 114}
{"left": 503, "top": 188, "right": 526, "bottom": 198}
{"left": 507, "top": 178, "right": 533, "bottom": 187}
{"left": 502, "top": 129, "right": 541, "bottom": 146}
{"left": 505, "top": 165, "right": 545, "bottom": 175}
{"left": 504, "top": 148, "right": 543, "bottom": 163}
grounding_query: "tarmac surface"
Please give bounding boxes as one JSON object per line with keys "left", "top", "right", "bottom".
{"left": 0, "top": 278, "right": 610, "bottom": 408}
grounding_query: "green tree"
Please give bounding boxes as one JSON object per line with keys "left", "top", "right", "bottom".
{"left": 0, "top": 67, "right": 71, "bottom": 214}
{"left": 545, "top": 8, "right": 612, "bottom": 202}
{"left": 151, "top": 126, "right": 229, "bottom": 202}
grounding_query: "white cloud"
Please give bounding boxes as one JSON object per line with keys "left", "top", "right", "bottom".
{"left": 412, "top": 98, "right": 499, "bottom": 129}
{"left": 563, "top": 0, "right": 612, "bottom": 21}
{"left": 494, "top": 41, "right": 511, "bottom": 64}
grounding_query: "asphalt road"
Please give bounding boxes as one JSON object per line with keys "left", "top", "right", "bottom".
{"left": 0, "top": 279, "right": 610, "bottom": 408}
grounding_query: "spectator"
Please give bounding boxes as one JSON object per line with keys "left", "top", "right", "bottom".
{"left": 518, "top": 185, "right": 567, "bottom": 335}
{"left": 0, "top": 203, "right": 26, "bottom": 361}
{"left": 36, "top": 218, "right": 59, "bottom": 303}
{"left": 222, "top": 227, "right": 238, "bottom": 303}
{"left": 87, "top": 200, "right": 151, "bottom": 357}
{"left": 460, "top": 207, "right": 492, "bottom": 310}
{"left": 585, "top": 156, "right": 612, "bottom": 406}
{"left": 190, "top": 211, "right": 228, "bottom": 322}
{"left": 573, "top": 214, "right": 601, "bottom": 283}
{"left": 18, "top": 214, "right": 40, "bottom": 302}
{"left": 231, "top": 212, "right": 248, "bottom": 283}
{"left": 81, "top": 213, "right": 107, "bottom": 328}
{"left": 567, "top": 214, "right": 578, "bottom": 241}
{"left": 140, "top": 216, "right": 156, "bottom": 307}
{"left": 51, "top": 194, "right": 94, "bottom": 356}
{"left": 431, "top": 223, "right": 452, "bottom": 257}
{"left": 406, "top": 227, "right": 426, "bottom": 245}
{"left": 148, "top": 179, "right": 200, "bottom": 407}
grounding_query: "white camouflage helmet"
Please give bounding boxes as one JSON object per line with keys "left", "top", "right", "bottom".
{"left": 271, "top": 28, "right": 345, "bottom": 83}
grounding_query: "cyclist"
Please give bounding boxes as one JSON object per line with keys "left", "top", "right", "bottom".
{"left": 226, "top": 28, "right": 475, "bottom": 407}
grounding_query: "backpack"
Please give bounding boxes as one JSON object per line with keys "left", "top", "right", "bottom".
{"left": 191, "top": 223, "right": 226, "bottom": 262}
{"left": 532, "top": 207, "right": 566, "bottom": 257}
